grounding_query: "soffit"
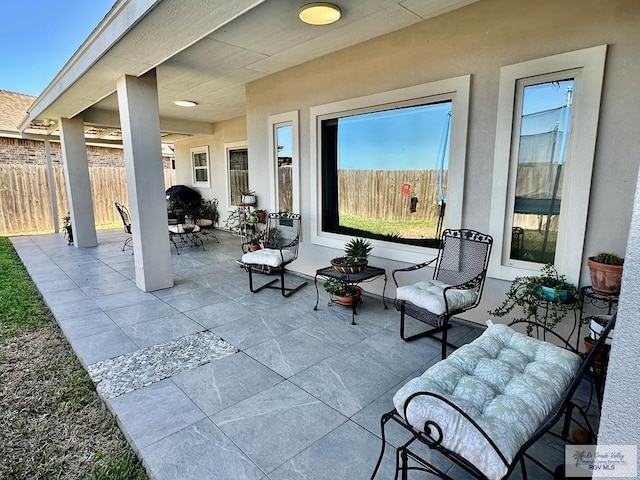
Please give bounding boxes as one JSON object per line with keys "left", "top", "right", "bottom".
{"left": 27, "top": 0, "right": 479, "bottom": 136}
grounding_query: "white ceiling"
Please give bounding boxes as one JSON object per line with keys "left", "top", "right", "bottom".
{"left": 26, "top": 0, "right": 479, "bottom": 141}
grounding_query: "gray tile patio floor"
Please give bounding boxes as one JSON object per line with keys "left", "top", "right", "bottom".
{"left": 10, "top": 229, "right": 600, "bottom": 480}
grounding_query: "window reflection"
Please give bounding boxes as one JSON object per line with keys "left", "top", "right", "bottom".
{"left": 276, "top": 125, "right": 293, "bottom": 213}
{"left": 510, "top": 79, "right": 574, "bottom": 264}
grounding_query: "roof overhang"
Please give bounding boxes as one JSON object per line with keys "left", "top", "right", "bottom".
{"left": 20, "top": 0, "right": 480, "bottom": 140}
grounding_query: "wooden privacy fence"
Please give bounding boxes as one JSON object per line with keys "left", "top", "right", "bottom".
{"left": 0, "top": 164, "right": 176, "bottom": 236}
{"left": 338, "top": 169, "right": 447, "bottom": 222}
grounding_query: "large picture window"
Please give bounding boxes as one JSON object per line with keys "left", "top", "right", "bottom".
{"left": 310, "top": 76, "right": 470, "bottom": 262}
{"left": 321, "top": 101, "right": 452, "bottom": 247}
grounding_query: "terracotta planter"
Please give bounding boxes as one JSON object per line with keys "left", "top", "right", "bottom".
{"left": 587, "top": 257, "right": 623, "bottom": 294}
{"left": 249, "top": 243, "right": 262, "bottom": 252}
{"left": 333, "top": 286, "right": 364, "bottom": 306}
{"left": 256, "top": 212, "right": 266, "bottom": 223}
{"left": 583, "top": 336, "right": 610, "bottom": 374}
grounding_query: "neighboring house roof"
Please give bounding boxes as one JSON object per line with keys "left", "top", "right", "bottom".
{"left": 0, "top": 90, "right": 35, "bottom": 134}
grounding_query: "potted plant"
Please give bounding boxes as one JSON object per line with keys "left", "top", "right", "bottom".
{"left": 331, "top": 238, "right": 373, "bottom": 274}
{"left": 62, "top": 213, "right": 73, "bottom": 245}
{"left": 584, "top": 315, "right": 614, "bottom": 373}
{"left": 489, "top": 263, "right": 579, "bottom": 331}
{"left": 587, "top": 252, "right": 624, "bottom": 294}
{"left": 198, "top": 198, "right": 219, "bottom": 226}
{"left": 254, "top": 209, "right": 267, "bottom": 223}
{"left": 323, "top": 278, "right": 364, "bottom": 306}
{"left": 241, "top": 189, "right": 257, "bottom": 206}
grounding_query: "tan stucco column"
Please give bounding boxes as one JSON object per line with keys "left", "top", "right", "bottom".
{"left": 59, "top": 116, "right": 98, "bottom": 248}
{"left": 117, "top": 70, "right": 173, "bottom": 292}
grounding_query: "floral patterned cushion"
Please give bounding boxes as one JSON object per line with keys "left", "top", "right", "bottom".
{"left": 396, "top": 279, "right": 477, "bottom": 315}
{"left": 393, "top": 323, "right": 581, "bottom": 480}
{"left": 241, "top": 248, "right": 294, "bottom": 268}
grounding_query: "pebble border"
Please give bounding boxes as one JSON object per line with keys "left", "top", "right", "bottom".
{"left": 87, "top": 331, "right": 238, "bottom": 399}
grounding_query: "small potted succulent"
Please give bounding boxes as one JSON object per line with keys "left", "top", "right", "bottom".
{"left": 323, "top": 278, "right": 363, "bottom": 306}
{"left": 331, "top": 238, "right": 373, "bottom": 274}
{"left": 587, "top": 252, "right": 624, "bottom": 294}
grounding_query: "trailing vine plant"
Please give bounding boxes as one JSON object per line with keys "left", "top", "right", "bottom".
{"left": 489, "top": 263, "right": 579, "bottom": 331}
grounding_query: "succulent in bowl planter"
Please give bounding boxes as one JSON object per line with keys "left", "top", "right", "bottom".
{"left": 489, "top": 263, "right": 579, "bottom": 332}
{"left": 331, "top": 238, "right": 373, "bottom": 274}
{"left": 587, "top": 252, "right": 624, "bottom": 294}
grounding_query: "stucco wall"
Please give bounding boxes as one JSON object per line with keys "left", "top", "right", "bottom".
{"left": 240, "top": 0, "right": 639, "bottom": 321}
{"left": 597, "top": 168, "right": 640, "bottom": 468}
{"left": 173, "top": 116, "right": 247, "bottom": 215}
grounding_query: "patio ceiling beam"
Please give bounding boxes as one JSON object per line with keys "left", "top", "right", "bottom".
{"left": 82, "top": 107, "right": 214, "bottom": 136}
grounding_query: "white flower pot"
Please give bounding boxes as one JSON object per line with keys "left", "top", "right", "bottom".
{"left": 242, "top": 194, "right": 256, "bottom": 205}
{"left": 590, "top": 315, "right": 614, "bottom": 345}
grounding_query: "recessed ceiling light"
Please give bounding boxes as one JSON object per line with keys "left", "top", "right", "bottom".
{"left": 174, "top": 100, "right": 198, "bottom": 107}
{"left": 298, "top": 3, "right": 341, "bottom": 25}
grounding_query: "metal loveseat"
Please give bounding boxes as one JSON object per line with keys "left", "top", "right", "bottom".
{"left": 370, "top": 314, "right": 615, "bottom": 480}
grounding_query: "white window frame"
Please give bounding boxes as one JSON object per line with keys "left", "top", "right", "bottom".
{"left": 488, "top": 45, "right": 607, "bottom": 284}
{"left": 309, "top": 75, "right": 470, "bottom": 264}
{"left": 224, "top": 141, "right": 248, "bottom": 208}
{"left": 268, "top": 110, "right": 300, "bottom": 214}
{"left": 190, "top": 146, "right": 210, "bottom": 187}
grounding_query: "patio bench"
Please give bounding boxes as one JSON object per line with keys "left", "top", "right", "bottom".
{"left": 370, "top": 315, "right": 615, "bottom": 480}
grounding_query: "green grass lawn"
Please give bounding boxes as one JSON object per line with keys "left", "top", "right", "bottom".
{"left": 0, "top": 237, "right": 147, "bottom": 479}
{"left": 339, "top": 213, "right": 440, "bottom": 239}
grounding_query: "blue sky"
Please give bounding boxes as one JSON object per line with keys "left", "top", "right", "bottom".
{"left": 0, "top": 1, "right": 115, "bottom": 96}
{"left": 338, "top": 102, "right": 451, "bottom": 170}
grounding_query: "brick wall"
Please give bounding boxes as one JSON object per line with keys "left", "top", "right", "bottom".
{"left": 0, "top": 137, "right": 173, "bottom": 168}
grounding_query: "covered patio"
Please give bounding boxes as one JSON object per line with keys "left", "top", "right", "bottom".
{"left": 13, "top": 0, "right": 640, "bottom": 473}
{"left": 10, "top": 230, "right": 600, "bottom": 479}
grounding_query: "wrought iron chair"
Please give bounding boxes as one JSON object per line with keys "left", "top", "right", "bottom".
{"left": 240, "top": 212, "right": 307, "bottom": 297}
{"left": 195, "top": 198, "right": 219, "bottom": 243}
{"left": 114, "top": 202, "right": 133, "bottom": 252}
{"left": 392, "top": 228, "right": 492, "bottom": 359}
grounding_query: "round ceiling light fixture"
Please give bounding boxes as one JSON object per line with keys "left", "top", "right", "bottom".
{"left": 298, "top": 3, "right": 341, "bottom": 25}
{"left": 174, "top": 100, "right": 198, "bottom": 107}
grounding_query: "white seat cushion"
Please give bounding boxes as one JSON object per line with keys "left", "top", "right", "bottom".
{"left": 198, "top": 219, "right": 214, "bottom": 228}
{"left": 393, "top": 323, "right": 582, "bottom": 480}
{"left": 396, "top": 279, "right": 477, "bottom": 315}
{"left": 168, "top": 224, "right": 201, "bottom": 234}
{"left": 242, "top": 248, "right": 294, "bottom": 268}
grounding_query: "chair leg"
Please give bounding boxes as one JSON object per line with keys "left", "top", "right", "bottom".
{"left": 247, "top": 265, "right": 278, "bottom": 293}
{"left": 398, "top": 302, "right": 453, "bottom": 359}
{"left": 246, "top": 265, "right": 307, "bottom": 297}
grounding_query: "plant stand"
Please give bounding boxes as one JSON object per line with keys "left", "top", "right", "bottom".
{"left": 314, "top": 265, "right": 387, "bottom": 325}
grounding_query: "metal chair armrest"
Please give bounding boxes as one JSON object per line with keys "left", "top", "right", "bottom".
{"left": 392, "top": 258, "right": 437, "bottom": 288}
